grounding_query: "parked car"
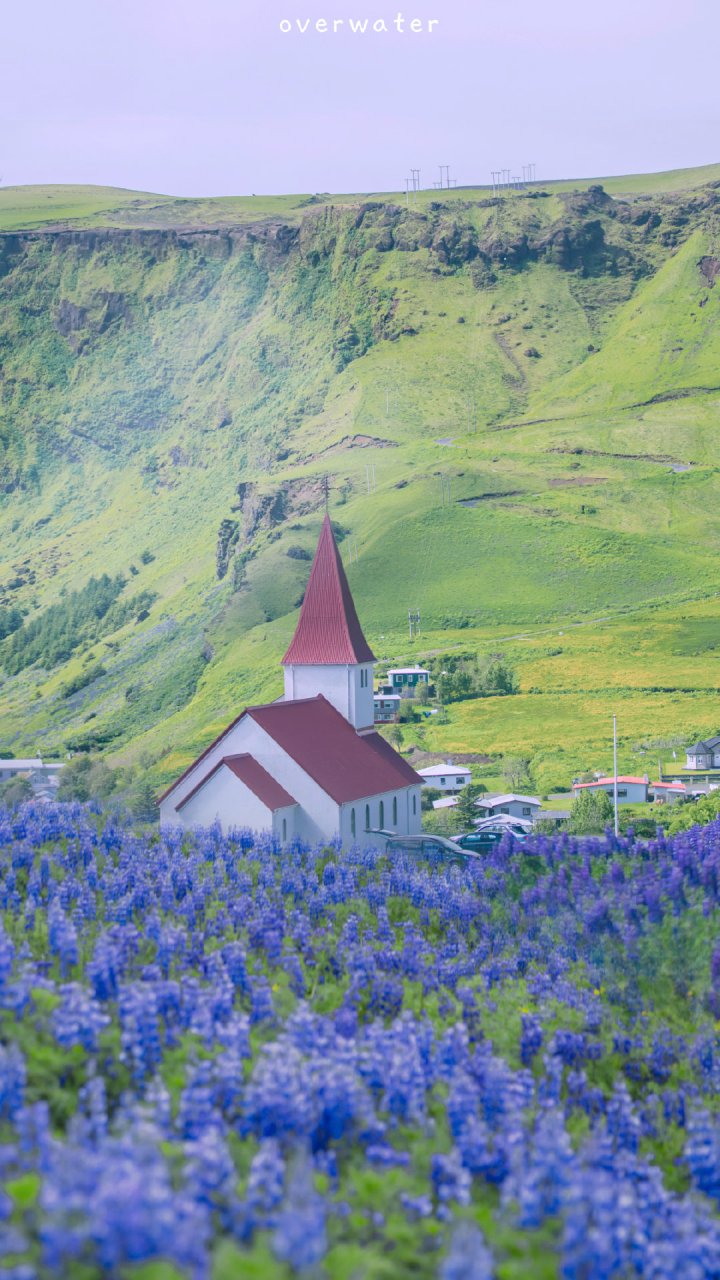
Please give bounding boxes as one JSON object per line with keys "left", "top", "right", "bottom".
{"left": 383, "top": 834, "right": 480, "bottom": 865}
{"left": 456, "top": 824, "right": 529, "bottom": 853}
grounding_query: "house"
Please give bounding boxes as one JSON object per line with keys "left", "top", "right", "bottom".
{"left": 417, "top": 762, "right": 472, "bottom": 793}
{"left": 0, "top": 759, "right": 64, "bottom": 788}
{"left": 474, "top": 793, "right": 542, "bottom": 821}
{"left": 686, "top": 737, "right": 720, "bottom": 770}
{"left": 160, "top": 516, "right": 423, "bottom": 846}
{"left": 385, "top": 666, "right": 430, "bottom": 694}
{"left": 651, "top": 781, "right": 687, "bottom": 805}
{"left": 373, "top": 692, "right": 401, "bottom": 724}
{"left": 572, "top": 776, "right": 649, "bottom": 804}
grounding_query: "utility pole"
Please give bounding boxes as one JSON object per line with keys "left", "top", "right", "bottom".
{"left": 365, "top": 463, "right": 376, "bottom": 494}
{"left": 321, "top": 474, "right": 330, "bottom": 511}
{"left": 613, "top": 714, "right": 619, "bottom": 839}
{"left": 408, "top": 609, "right": 421, "bottom": 640}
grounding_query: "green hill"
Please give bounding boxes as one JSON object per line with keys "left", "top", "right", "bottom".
{"left": 1, "top": 165, "right": 719, "bottom": 792}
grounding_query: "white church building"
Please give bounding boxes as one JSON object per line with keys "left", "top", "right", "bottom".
{"left": 159, "top": 515, "right": 423, "bottom": 847}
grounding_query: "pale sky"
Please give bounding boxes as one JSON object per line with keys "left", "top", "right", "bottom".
{"left": 1, "top": 0, "right": 718, "bottom": 195}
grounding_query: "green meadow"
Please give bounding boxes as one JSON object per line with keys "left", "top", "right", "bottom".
{"left": 0, "top": 163, "right": 719, "bottom": 795}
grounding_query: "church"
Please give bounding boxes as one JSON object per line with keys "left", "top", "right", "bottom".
{"left": 159, "top": 515, "right": 423, "bottom": 847}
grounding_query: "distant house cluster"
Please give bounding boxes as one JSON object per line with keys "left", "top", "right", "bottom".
{"left": 373, "top": 666, "right": 430, "bottom": 723}
{"left": 0, "top": 758, "right": 65, "bottom": 802}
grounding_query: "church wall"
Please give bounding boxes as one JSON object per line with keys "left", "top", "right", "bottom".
{"left": 175, "top": 766, "right": 275, "bottom": 833}
{"left": 283, "top": 663, "right": 375, "bottom": 731}
{"left": 339, "top": 783, "right": 423, "bottom": 850}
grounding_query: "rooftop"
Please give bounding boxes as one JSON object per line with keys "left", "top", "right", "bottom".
{"left": 282, "top": 515, "right": 375, "bottom": 666}
{"left": 417, "top": 763, "right": 472, "bottom": 777}
{"left": 178, "top": 754, "right": 297, "bottom": 814}
{"left": 477, "top": 793, "right": 542, "bottom": 807}
{"left": 249, "top": 696, "right": 421, "bottom": 804}
{"left": 573, "top": 776, "right": 649, "bottom": 789}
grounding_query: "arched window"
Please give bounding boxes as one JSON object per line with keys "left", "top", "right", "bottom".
{"left": 365, "top": 804, "right": 370, "bottom": 831}
{"left": 393, "top": 796, "right": 398, "bottom": 826}
{"left": 282, "top": 818, "right": 287, "bottom": 842}
{"left": 412, "top": 793, "right": 417, "bottom": 815}
{"left": 351, "top": 808, "right": 356, "bottom": 837}
{"left": 379, "top": 800, "right": 385, "bottom": 829}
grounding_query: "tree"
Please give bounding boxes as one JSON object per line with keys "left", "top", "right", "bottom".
{"left": 131, "top": 781, "right": 158, "bottom": 823}
{"left": 454, "top": 782, "right": 486, "bottom": 828}
{"left": 565, "top": 789, "right": 613, "bottom": 835}
{"left": 0, "top": 775, "right": 33, "bottom": 807}
{"left": 502, "top": 756, "right": 532, "bottom": 792}
{"left": 389, "top": 725, "right": 404, "bottom": 749}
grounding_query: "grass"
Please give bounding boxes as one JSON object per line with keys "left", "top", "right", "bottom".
{"left": 1, "top": 164, "right": 720, "bottom": 792}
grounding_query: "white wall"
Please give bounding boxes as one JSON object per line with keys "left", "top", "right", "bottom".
{"left": 177, "top": 765, "right": 276, "bottom": 831}
{"left": 161, "top": 716, "right": 341, "bottom": 843}
{"left": 339, "top": 784, "right": 422, "bottom": 849}
{"left": 421, "top": 770, "right": 471, "bottom": 793}
{"left": 489, "top": 799, "right": 540, "bottom": 819}
{"left": 283, "top": 663, "right": 375, "bottom": 730}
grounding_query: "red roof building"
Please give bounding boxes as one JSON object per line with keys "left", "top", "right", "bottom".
{"left": 160, "top": 517, "right": 422, "bottom": 845}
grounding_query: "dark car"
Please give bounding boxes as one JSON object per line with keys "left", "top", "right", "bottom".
{"left": 383, "top": 834, "right": 481, "bottom": 865}
{"left": 456, "top": 824, "right": 529, "bottom": 853}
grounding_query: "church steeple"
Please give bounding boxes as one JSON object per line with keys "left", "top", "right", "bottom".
{"left": 282, "top": 516, "right": 375, "bottom": 731}
{"left": 282, "top": 515, "right": 375, "bottom": 666}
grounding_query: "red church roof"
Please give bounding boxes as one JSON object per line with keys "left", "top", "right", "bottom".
{"left": 249, "top": 696, "right": 420, "bottom": 803}
{"left": 282, "top": 515, "right": 375, "bottom": 666}
{"left": 160, "top": 696, "right": 421, "bottom": 807}
{"left": 177, "top": 754, "right": 297, "bottom": 813}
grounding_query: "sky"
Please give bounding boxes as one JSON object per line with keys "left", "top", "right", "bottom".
{"left": 1, "top": 0, "right": 719, "bottom": 196}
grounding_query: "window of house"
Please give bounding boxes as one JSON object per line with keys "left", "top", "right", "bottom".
{"left": 500, "top": 807, "right": 509, "bottom": 814}
{"left": 456, "top": 777, "right": 464, "bottom": 786}
{"left": 379, "top": 800, "right": 385, "bottom": 829}
{"left": 618, "top": 789, "right": 627, "bottom": 798}
{"left": 523, "top": 807, "right": 531, "bottom": 816}
{"left": 393, "top": 796, "right": 397, "bottom": 825}
{"left": 440, "top": 777, "right": 446, "bottom": 786}
{"left": 365, "top": 804, "right": 370, "bottom": 831}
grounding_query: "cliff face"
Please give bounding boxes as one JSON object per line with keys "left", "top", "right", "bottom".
{"left": 1, "top": 180, "right": 719, "bottom": 767}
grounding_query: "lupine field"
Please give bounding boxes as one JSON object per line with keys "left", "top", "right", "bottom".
{"left": 3, "top": 806, "right": 720, "bottom": 1278}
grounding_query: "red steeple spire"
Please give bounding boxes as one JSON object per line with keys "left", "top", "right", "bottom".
{"left": 282, "top": 515, "right": 375, "bottom": 665}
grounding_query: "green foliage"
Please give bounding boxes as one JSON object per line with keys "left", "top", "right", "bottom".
{"left": 434, "top": 652, "right": 518, "bottom": 704}
{"left": 0, "top": 604, "right": 22, "bottom": 640}
{"left": 56, "top": 755, "right": 122, "bottom": 803}
{"left": 565, "top": 788, "right": 614, "bottom": 834}
{"left": 60, "top": 662, "right": 107, "bottom": 698}
{"left": 0, "top": 774, "right": 33, "bottom": 805}
{"left": 1, "top": 575, "right": 126, "bottom": 674}
{"left": 454, "top": 783, "right": 487, "bottom": 828}
{"left": 666, "top": 790, "right": 720, "bottom": 834}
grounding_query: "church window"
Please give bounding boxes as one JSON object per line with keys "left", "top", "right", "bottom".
{"left": 351, "top": 808, "right": 356, "bottom": 837}
{"left": 282, "top": 818, "right": 287, "bottom": 842}
{"left": 393, "top": 796, "right": 397, "bottom": 826}
{"left": 379, "top": 800, "right": 385, "bottom": 828}
{"left": 412, "top": 794, "right": 417, "bottom": 815}
{"left": 365, "top": 804, "right": 370, "bottom": 831}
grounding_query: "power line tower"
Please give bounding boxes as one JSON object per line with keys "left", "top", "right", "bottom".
{"left": 439, "top": 474, "right": 451, "bottom": 505}
{"left": 408, "top": 609, "right": 421, "bottom": 640}
{"left": 321, "top": 474, "right": 330, "bottom": 511}
{"left": 365, "top": 463, "right": 377, "bottom": 494}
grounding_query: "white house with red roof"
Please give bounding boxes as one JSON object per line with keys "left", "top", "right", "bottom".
{"left": 159, "top": 516, "right": 423, "bottom": 846}
{"left": 572, "top": 775, "right": 687, "bottom": 806}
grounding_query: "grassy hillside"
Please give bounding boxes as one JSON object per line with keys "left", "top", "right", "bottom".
{"left": 1, "top": 165, "right": 719, "bottom": 793}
